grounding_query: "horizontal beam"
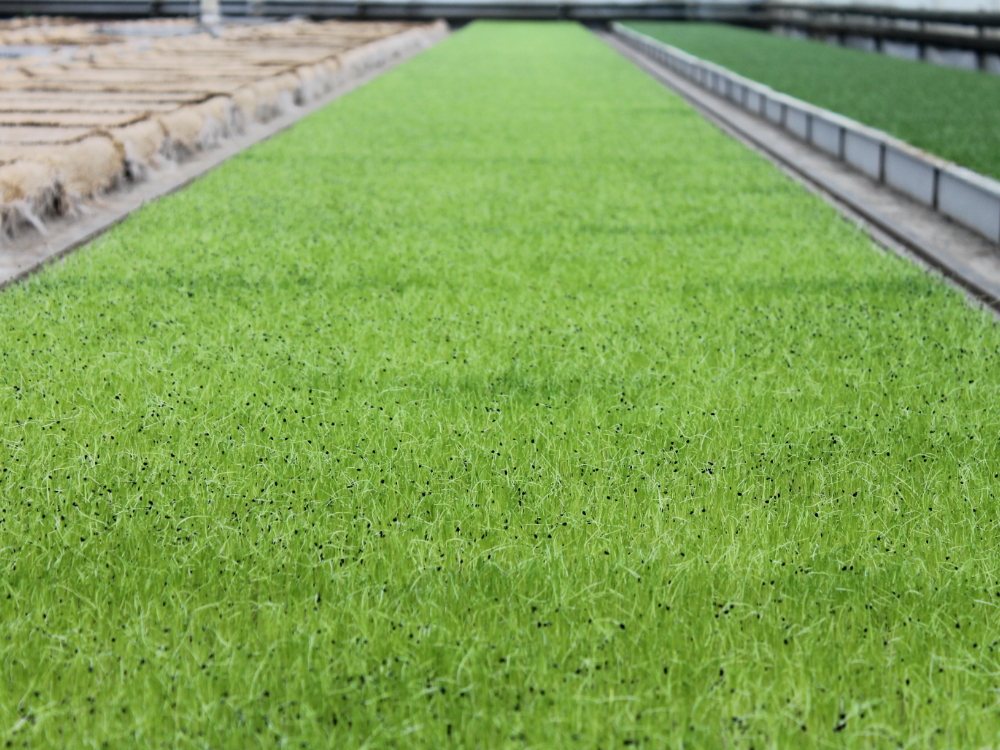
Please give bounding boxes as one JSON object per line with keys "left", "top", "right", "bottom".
{"left": 740, "top": 18, "right": 1000, "bottom": 54}
{"left": 0, "top": 1, "right": 760, "bottom": 21}
{"left": 2, "top": 0, "right": 1000, "bottom": 56}
{"left": 774, "top": 4, "right": 1000, "bottom": 27}
{"left": 218, "top": 2, "right": 766, "bottom": 21}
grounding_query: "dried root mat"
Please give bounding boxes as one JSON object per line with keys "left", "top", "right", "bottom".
{"left": 0, "top": 18, "right": 426, "bottom": 241}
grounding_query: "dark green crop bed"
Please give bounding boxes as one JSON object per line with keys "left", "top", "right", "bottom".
{"left": 626, "top": 21, "right": 1000, "bottom": 180}
{"left": 4, "top": 20, "right": 1000, "bottom": 750}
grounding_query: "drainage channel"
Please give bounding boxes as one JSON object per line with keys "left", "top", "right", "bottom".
{"left": 598, "top": 26, "right": 1000, "bottom": 313}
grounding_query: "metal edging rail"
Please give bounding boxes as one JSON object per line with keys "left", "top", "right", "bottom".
{"left": 604, "top": 23, "right": 1000, "bottom": 311}
{"left": 612, "top": 22, "right": 1000, "bottom": 247}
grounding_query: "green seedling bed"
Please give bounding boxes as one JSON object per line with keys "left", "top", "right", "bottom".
{"left": 3, "top": 21, "right": 1000, "bottom": 749}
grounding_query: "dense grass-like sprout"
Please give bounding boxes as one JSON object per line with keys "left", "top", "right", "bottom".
{"left": 2, "top": 21, "right": 1000, "bottom": 749}
{"left": 627, "top": 21, "right": 1000, "bottom": 181}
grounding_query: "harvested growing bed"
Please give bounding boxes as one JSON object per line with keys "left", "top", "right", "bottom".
{"left": 0, "top": 18, "right": 426, "bottom": 239}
